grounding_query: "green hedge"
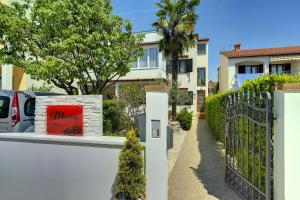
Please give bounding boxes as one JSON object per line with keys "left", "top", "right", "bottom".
{"left": 206, "top": 91, "right": 232, "bottom": 143}
{"left": 177, "top": 108, "right": 193, "bottom": 130}
{"left": 241, "top": 73, "right": 300, "bottom": 94}
{"left": 207, "top": 73, "right": 300, "bottom": 143}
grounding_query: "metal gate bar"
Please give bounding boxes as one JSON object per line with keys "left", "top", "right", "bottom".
{"left": 225, "top": 91, "right": 273, "bottom": 200}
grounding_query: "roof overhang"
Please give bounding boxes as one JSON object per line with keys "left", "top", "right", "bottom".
{"left": 270, "top": 55, "right": 300, "bottom": 62}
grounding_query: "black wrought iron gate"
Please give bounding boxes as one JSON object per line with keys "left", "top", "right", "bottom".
{"left": 225, "top": 91, "right": 273, "bottom": 200}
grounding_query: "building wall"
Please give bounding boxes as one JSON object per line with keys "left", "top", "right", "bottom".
{"left": 219, "top": 55, "right": 270, "bottom": 92}
{"left": 219, "top": 55, "right": 229, "bottom": 93}
{"left": 12, "top": 66, "right": 27, "bottom": 90}
{"left": 120, "top": 32, "right": 209, "bottom": 114}
{"left": 176, "top": 41, "right": 209, "bottom": 113}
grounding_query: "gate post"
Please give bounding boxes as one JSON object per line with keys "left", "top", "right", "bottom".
{"left": 145, "top": 85, "right": 168, "bottom": 200}
{"left": 274, "top": 84, "right": 300, "bottom": 200}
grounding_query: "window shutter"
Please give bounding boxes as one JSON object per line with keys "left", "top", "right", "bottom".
{"left": 187, "top": 59, "right": 193, "bottom": 72}
{"left": 238, "top": 65, "right": 245, "bottom": 74}
{"left": 285, "top": 64, "right": 291, "bottom": 73}
{"left": 258, "top": 64, "right": 264, "bottom": 73}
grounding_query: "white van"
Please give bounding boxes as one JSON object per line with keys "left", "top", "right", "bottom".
{"left": 0, "top": 90, "right": 61, "bottom": 133}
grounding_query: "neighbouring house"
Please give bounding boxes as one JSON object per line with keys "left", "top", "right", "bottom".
{"left": 219, "top": 44, "right": 300, "bottom": 93}
{"left": 105, "top": 31, "right": 209, "bottom": 114}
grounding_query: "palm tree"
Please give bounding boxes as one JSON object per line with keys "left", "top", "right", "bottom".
{"left": 153, "top": 0, "right": 200, "bottom": 121}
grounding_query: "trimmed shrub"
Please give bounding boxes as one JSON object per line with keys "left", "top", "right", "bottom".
{"left": 103, "top": 99, "right": 132, "bottom": 136}
{"left": 206, "top": 91, "right": 232, "bottom": 143}
{"left": 241, "top": 73, "right": 300, "bottom": 94}
{"left": 176, "top": 108, "right": 193, "bottom": 130}
{"left": 206, "top": 73, "right": 300, "bottom": 143}
{"left": 116, "top": 130, "right": 146, "bottom": 200}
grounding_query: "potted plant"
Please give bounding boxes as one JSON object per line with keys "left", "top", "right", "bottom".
{"left": 115, "top": 130, "right": 146, "bottom": 200}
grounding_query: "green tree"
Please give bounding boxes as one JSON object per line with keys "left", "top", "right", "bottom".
{"left": 0, "top": 0, "right": 143, "bottom": 95}
{"left": 29, "top": 83, "right": 53, "bottom": 92}
{"left": 153, "top": 0, "right": 200, "bottom": 120}
{"left": 116, "top": 130, "right": 146, "bottom": 200}
{"left": 0, "top": 0, "right": 30, "bottom": 66}
{"left": 119, "top": 83, "right": 146, "bottom": 125}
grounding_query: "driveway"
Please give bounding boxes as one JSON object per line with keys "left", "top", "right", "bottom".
{"left": 168, "top": 119, "right": 241, "bottom": 200}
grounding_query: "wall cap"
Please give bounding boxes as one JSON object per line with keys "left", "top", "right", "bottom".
{"left": 276, "top": 83, "right": 300, "bottom": 91}
{"left": 145, "top": 84, "right": 168, "bottom": 92}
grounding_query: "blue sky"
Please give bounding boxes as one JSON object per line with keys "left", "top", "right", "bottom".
{"left": 112, "top": 0, "right": 300, "bottom": 81}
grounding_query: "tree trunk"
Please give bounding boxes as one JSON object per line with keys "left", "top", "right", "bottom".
{"left": 171, "top": 53, "right": 179, "bottom": 121}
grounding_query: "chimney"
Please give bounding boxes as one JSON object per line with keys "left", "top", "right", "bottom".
{"left": 234, "top": 43, "right": 241, "bottom": 51}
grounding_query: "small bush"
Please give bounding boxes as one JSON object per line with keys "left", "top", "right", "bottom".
{"left": 176, "top": 108, "right": 193, "bottom": 130}
{"left": 103, "top": 99, "right": 132, "bottom": 136}
{"left": 116, "top": 130, "right": 146, "bottom": 200}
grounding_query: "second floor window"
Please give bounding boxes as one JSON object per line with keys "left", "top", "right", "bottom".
{"left": 238, "top": 65, "right": 263, "bottom": 74}
{"left": 178, "top": 59, "right": 193, "bottom": 73}
{"left": 131, "top": 47, "right": 159, "bottom": 69}
{"left": 197, "top": 43, "right": 206, "bottom": 54}
{"left": 269, "top": 64, "right": 291, "bottom": 74}
{"left": 197, "top": 68, "right": 206, "bottom": 86}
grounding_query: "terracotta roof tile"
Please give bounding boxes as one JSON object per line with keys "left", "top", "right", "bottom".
{"left": 221, "top": 46, "right": 300, "bottom": 58}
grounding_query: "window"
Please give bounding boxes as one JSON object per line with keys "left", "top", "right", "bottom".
{"left": 0, "top": 96, "right": 10, "bottom": 118}
{"left": 131, "top": 47, "right": 159, "bottom": 69}
{"left": 188, "top": 91, "right": 193, "bottom": 105}
{"left": 149, "top": 48, "right": 158, "bottom": 67}
{"left": 269, "top": 64, "right": 291, "bottom": 74}
{"left": 197, "top": 90, "right": 205, "bottom": 113}
{"left": 238, "top": 65, "right": 263, "bottom": 74}
{"left": 131, "top": 61, "right": 138, "bottom": 69}
{"left": 197, "top": 43, "right": 206, "bottom": 54}
{"left": 197, "top": 68, "right": 206, "bottom": 86}
{"left": 24, "top": 98, "right": 36, "bottom": 116}
{"left": 139, "top": 49, "right": 148, "bottom": 68}
{"left": 178, "top": 59, "right": 193, "bottom": 73}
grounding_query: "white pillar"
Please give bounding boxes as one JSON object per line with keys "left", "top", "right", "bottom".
{"left": 1, "top": 64, "right": 13, "bottom": 90}
{"left": 264, "top": 61, "right": 269, "bottom": 74}
{"left": 145, "top": 85, "right": 168, "bottom": 200}
{"left": 274, "top": 89, "right": 300, "bottom": 200}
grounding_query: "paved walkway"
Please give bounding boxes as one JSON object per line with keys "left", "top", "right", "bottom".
{"left": 168, "top": 119, "right": 241, "bottom": 200}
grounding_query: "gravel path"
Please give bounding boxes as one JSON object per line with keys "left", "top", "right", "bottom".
{"left": 168, "top": 119, "right": 241, "bottom": 200}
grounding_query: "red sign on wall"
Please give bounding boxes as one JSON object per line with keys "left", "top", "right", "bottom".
{"left": 46, "top": 105, "right": 83, "bottom": 136}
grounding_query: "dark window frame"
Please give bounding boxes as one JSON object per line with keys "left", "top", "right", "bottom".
{"left": 0, "top": 96, "right": 10, "bottom": 118}
{"left": 24, "top": 98, "right": 36, "bottom": 116}
{"left": 178, "top": 59, "right": 193, "bottom": 73}
{"left": 269, "top": 63, "right": 291, "bottom": 74}
{"left": 238, "top": 65, "right": 263, "bottom": 74}
{"left": 197, "top": 43, "right": 206, "bottom": 55}
{"left": 197, "top": 68, "right": 206, "bottom": 86}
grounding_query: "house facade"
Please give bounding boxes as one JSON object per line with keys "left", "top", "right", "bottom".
{"left": 108, "top": 31, "right": 209, "bottom": 114}
{"left": 219, "top": 44, "right": 300, "bottom": 92}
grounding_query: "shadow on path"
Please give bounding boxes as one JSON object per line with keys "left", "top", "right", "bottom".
{"left": 191, "top": 120, "right": 240, "bottom": 200}
{"left": 168, "top": 119, "right": 240, "bottom": 200}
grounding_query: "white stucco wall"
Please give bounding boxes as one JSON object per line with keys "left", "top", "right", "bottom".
{"left": 274, "top": 90, "right": 300, "bottom": 200}
{"left": 0, "top": 134, "right": 125, "bottom": 200}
